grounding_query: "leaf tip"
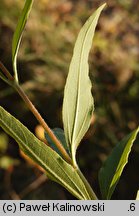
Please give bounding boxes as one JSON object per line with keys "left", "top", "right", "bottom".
{"left": 100, "top": 3, "right": 107, "bottom": 10}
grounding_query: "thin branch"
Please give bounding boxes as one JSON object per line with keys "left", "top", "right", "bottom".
{"left": 0, "top": 61, "right": 73, "bottom": 165}
{"left": 0, "top": 61, "right": 14, "bottom": 81}
{"left": 19, "top": 174, "right": 47, "bottom": 199}
{"left": 4, "top": 169, "right": 20, "bottom": 200}
{"left": 14, "top": 83, "right": 73, "bottom": 165}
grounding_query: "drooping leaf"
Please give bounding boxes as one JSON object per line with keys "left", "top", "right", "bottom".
{"left": 136, "top": 190, "right": 139, "bottom": 200}
{"left": 12, "top": 0, "right": 34, "bottom": 82}
{"left": 99, "top": 128, "right": 139, "bottom": 199}
{"left": 44, "top": 128, "right": 71, "bottom": 156}
{"left": 0, "top": 106, "right": 92, "bottom": 200}
{"left": 62, "top": 4, "right": 106, "bottom": 164}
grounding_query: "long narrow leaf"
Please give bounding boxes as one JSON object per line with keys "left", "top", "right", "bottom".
{"left": 0, "top": 106, "right": 91, "bottom": 200}
{"left": 12, "top": 0, "right": 34, "bottom": 82}
{"left": 44, "top": 128, "right": 71, "bottom": 157}
{"left": 99, "top": 128, "right": 139, "bottom": 199}
{"left": 62, "top": 4, "right": 106, "bottom": 164}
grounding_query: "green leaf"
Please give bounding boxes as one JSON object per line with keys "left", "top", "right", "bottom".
{"left": 0, "top": 106, "right": 92, "bottom": 200}
{"left": 12, "top": 0, "right": 34, "bottom": 82}
{"left": 136, "top": 190, "right": 139, "bottom": 200}
{"left": 44, "top": 128, "right": 71, "bottom": 157}
{"left": 62, "top": 4, "right": 106, "bottom": 164}
{"left": 99, "top": 128, "right": 139, "bottom": 199}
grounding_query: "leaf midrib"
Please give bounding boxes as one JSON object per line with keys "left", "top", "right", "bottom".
{"left": 0, "top": 113, "right": 88, "bottom": 200}
{"left": 71, "top": 15, "right": 98, "bottom": 151}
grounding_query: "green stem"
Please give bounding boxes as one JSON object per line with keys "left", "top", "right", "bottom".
{"left": 76, "top": 167, "right": 98, "bottom": 200}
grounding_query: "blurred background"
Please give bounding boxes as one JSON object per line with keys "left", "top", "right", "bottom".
{"left": 0, "top": 0, "right": 139, "bottom": 200}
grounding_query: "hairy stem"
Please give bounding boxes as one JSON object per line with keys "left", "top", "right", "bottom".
{"left": 14, "top": 83, "right": 72, "bottom": 165}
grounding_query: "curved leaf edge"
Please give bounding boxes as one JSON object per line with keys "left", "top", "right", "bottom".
{"left": 0, "top": 106, "right": 91, "bottom": 200}
{"left": 62, "top": 3, "right": 106, "bottom": 165}
{"left": 12, "top": 0, "right": 34, "bottom": 82}
{"left": 99, "top": 127, "right": 139, "bottom": 199}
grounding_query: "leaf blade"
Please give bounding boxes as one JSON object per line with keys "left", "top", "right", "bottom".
{"left": 99, "top": 128, "right": 139, "bottom": 199}
{"left": 44, "top": 128, "right": 71, "bottom": 157}
{"left": 0, "top": 106, "right": 91, "bottom": 200}
{"left": 12, "top": 0, "right": 34, "bottom": 82}
{"left": 62, "top": 4, "right": 106, "bottom": 164}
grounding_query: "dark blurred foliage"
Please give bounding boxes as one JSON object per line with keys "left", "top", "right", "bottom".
{"left": 0, "top": 0, "right": 139, "bottom": 200}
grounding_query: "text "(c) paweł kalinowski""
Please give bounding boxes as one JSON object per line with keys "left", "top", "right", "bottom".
{"left": 19, "top": 202, "right": 104, "bottom": 212}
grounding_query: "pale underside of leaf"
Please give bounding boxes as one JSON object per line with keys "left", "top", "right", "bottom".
{"left": 99, "top": 127, "right": 139, "bottom": 199}
{"left": 12, "top": 0, "right": 34, "bottom": 82}
{"left": 0, "top": 106, "right": 92, "bottom": 200}
{"left": 62, "top": 4, "right": 106, "bottom": 164}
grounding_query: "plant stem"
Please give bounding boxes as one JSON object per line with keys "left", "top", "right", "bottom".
{"left": 76, "top": 167, "right": 98, "bottom": 200}
{"left": 14, "top": 83, "right": 73, "bottom": 165}
{"left": 0, "top": 62, "right": 97, "bottom": 199}
{"left": 0, "top": 61, "right": 73, "bottom": 165}
{"left": 19, "top": 174, "right": 47, "bottom": 199}
{"left": 0, "top": 61, "right": 14, "bottom": 81}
